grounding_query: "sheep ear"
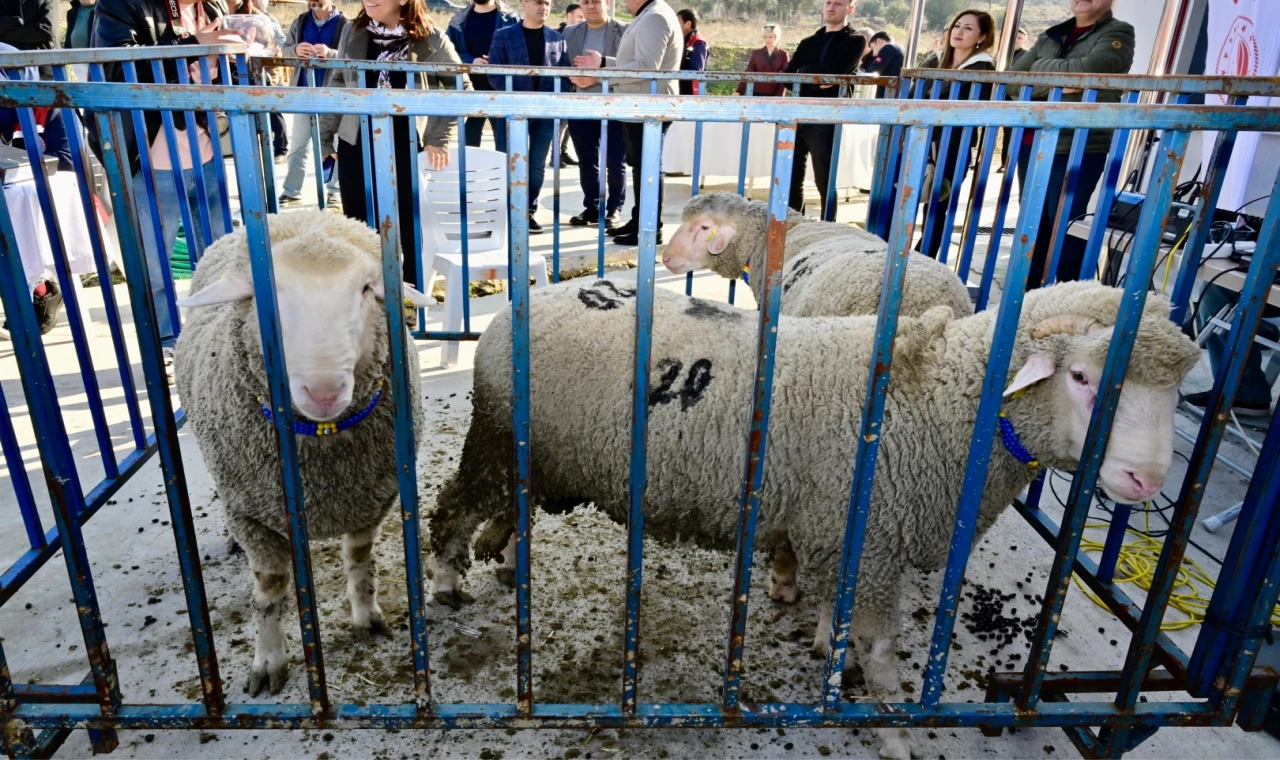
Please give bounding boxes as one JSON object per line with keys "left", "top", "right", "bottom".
{"left": 707, "top": 223, "right": 736, "bottom": 255}
{"left": 1004, "top": 353, "right": 1056, "bottom": 398}
{"left": 373, "top": 282, "right": 437, "bottom": 308}
{"left": 177, "top": 277, "right": 253, "bottom": 308}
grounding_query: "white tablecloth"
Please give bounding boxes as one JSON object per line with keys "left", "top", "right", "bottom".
{"left": 5, "top": 172, "right": 98, "bottom": 283}
{"left": 662, "top": 120, "right": 881, "bottom": 191}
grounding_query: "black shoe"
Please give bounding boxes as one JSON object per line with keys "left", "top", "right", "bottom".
{"left": 569, "top": 210, "right": 599, "bottom": 227}
{"left": 562, "top": 155, "right": 578, "bottom": 166}
{"left": 278, "top": 193, "right": 302, "bottom": 206}
{"left": 610, "top": 219, "right": 638, "bottom": 237}
{"left": 528, "top": 216, "right": 544, "bottom": 234}
{"left": 603, "top": 211, "right": 624, "bottom": 233}
{"left": 1181, "top": 390, "right": 1272, "bottom": 418}
{"left": 33, "top": 279, "right": 62, "bottom": 335}
{"left": 611, "top": 229, "right": 662, "bottom": 247}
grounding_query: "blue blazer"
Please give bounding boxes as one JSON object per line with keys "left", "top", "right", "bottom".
{"left": 486, "top": 24, "right": 571, "bottom": 93}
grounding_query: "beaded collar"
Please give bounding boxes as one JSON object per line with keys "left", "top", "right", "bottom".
{"left": 997, "top": 411, "right": 1040, "bottom": 469}
{"left": 741, "top": 262, "right": 750, "bottom": 285}
{"left": 258, "top": 382, "right": 385, "bottom": 437}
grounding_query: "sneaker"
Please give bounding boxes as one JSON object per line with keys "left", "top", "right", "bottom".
{"left": 1181, "top": 390, "right": 1272, "bottom": 418}
{"left": 569, "top": 210, "right": 599, "bottom": 227}
{"left": 611, "top": 229, "right": 662, "bottom": 247}
{"left": 603, "top": 211, "right": 624, "bottom": 233}
{"left": 161, "top": 346, "right": 176, "bottom": 387}
{"left": 278, "top": 193, "right": 302, "bottom": 206}
{"left": 527, "top": 216, "right": 544, "bottom": 235}
{"left": 33, "top": 279, "right": 62, "bottom": 335}
{"left": 274, "top": 154, "right": 287, "bottom": 165}
{"left": 562, "top": 154, "right": 578, "bottom": 167}
{"left": 326, "top": 192, "right": 341, "bottom": 208}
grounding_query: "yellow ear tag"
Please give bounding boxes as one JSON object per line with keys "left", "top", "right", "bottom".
{"left": 707, "top": 228, "right": 718, "bottom": 240}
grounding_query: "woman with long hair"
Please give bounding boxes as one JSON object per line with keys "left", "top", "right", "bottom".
{"left": 319, "top": 0, "right": 469, "bottom": 285}
{"left": 917, "top": 8, "right": 996, "bottom": 260}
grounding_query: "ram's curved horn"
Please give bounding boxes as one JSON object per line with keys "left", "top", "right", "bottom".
{"left": 1029, "top": 314, "right": 1106, "bottom": 340}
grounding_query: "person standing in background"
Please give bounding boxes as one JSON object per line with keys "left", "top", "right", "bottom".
{"left": 860, "top": 29, "right": 903, "bottom": 98}
{"left": 230, "top": 0, "right": 289, "bottom": 163}
{"left": 0, "top": 0, "right": 59, "bottom": 79}
{"left": 64, "top": 0, "right": 96, "bottom": 82}
{"left": 675, "top": 8, "right": 705, "bottom": 95}
{"left": 92, "top": 0, "right": 241, "bottom": 370}
{"left": 783, "top": 0, "right": 864, "bottom": 217}
{"left": 278, "top": 0, "right": 347, "bottom": 207}
{"left": 998, "top": 27, "right": 1031, "bottom": 172}
{"left": 486, "top": 0, "right": 571, "bottom": 233}
{"left": 557, "top": 2, "right": 580, "bottom": 30}
{"left": 564, "top": 0, "right": 626, "bottom": 229}
{"left": 447, "top": 0, "right": 520, "bottom": 148}
{"left": 1011, "top": 0, "right": 1134, "bottom": 287}
{"left": 1012, "top": 26, "right": 1029, "bottom": 63}
{"left": 737, "top": 22, "right": 788, "bottom": 96}
{"left": 571, "top": 0, "right": 680, "bottom": 246}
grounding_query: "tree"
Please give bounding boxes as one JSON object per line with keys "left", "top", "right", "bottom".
{"left": 882, "top": 0, "right": 909, "bottom": 25}
{"left": 860, "top": 0, "right": 883, "bottom": 18}
{"left": 923, "top": 0, "right": 964, "bottom": 30}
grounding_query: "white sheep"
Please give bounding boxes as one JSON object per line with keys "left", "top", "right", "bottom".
{"left": 428, "top": 278, "right": 1198, "bottom": 759}
{"left": 661, "top": 192, "right": 974, "bottom": 322}
{"left": 174, "top": 210, "right": 434, "bottom": 695}
{"left": 662, "top": 192, "right": 975, "bottom": 602}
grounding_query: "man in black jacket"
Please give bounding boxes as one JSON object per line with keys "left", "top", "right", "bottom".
{"left": 784, "top": 0, "right": 864, "bottom": 218}
{"left": 0, "top": 0, "right": 58, "bottom": 77}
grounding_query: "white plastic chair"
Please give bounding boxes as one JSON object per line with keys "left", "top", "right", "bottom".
{"left": 419, "top": 147, "right": 549, "bottom": 366}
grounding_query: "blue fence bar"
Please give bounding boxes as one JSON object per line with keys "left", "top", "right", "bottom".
{"left": 953, "top": 83, "right": 1004, "bottom": 282}
{"left": 975, "top": 85, "right": 1032, "bottom": 310}
{"left": 722, "top": 122, "right": 795, "bottom": 711}
{"left": 621, "top": 119, "right": 664, "bottom": 715}
{"left": 227, "top": 112, "right": 329, "bottom": 715}
{"left": 1096, "top": 503, "right": 1133, "bottom": 585}
{"left": 1081, "top": 90, "right": 1142, "bottom": 281}
{"left": 370, "top": 115, "right": 433, "bottom": 711}
{"left": 1042, "top": 89, "right": 1098, "bottom": 286}
{"left": 919, "top": 125, "right": 1062, "bottom": 710}
{"left": 505, "top": 118, "right": 535, "bottom": 718}
{"left": 822, "top": 126, "right": 931, "bottom": 710}
{"left": 1018, "top": 129, "right": 1193, "bottom": 710}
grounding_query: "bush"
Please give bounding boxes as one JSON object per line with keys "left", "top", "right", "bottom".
{"left": 882, "top": 1, "right": 910, "bottom": 25}
{"left": 860, "top": 0, "right": 883, "bottom": 17}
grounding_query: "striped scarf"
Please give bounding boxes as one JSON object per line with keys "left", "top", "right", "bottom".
{"left": 368, "top": 20, "right": 410, "bottom": 89}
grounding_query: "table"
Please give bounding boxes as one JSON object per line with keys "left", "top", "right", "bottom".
{"left": 662, "top": 120, "right": 880, "bottom": 191}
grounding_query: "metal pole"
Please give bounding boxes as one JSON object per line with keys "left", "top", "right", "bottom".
{"left": 903, "top": 0, "right": 928, "bottom": 69}
{"left": 1118, "top": 0, "right": 1194, "bottom": 189}
{"left": 995, "top": 0, "right": 1026, "bottom": 72}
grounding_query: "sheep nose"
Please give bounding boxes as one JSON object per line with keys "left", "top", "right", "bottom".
{"left": 1122, "top": 469, "right": 1161, "bottom": 500}
{"left": 303, "top": 385, "right": 341, "bottom": 410}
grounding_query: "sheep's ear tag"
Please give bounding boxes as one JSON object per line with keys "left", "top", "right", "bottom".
{"left": 176, "top": 276, "right": 253, "bottom": 308}
{"left": 707, "top": 224, "right": 735, "bottom": 255}
{"left": 1003, "top": 354, "right": 1056, "bottom": 398}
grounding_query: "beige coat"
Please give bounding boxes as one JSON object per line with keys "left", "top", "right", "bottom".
{"left": 602, "top": 0, "right": 681, "bottom": 95}
{"left": 319, "top": 23, "right": 470, "bottom": 152}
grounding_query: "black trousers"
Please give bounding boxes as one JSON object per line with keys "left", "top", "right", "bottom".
{"left": 622, "top": 120, "right": 671, "bottom": 226}
{"left": 337, "top": 117, "right": 420, "bottom": 285}
{"left": 790, "top": 123, "right": 835, "bottom": 217}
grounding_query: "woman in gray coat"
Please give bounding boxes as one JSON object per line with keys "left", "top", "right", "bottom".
{"left": 319, "top": 0, "right": 469, "bottom": 284}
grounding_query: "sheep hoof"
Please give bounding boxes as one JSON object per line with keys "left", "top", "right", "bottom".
{"left": 355, "top": 614, "right": 394, "bottom": 642}
{"left": 245, "top": 662, "right": 288, "bottom": 697}
{"left": 768, "top": 579, "right": 800, "bottom": 605}
{"left": 495, "top": 566, "right": 516, "bottom": 588}
{"left": 433, "top": 587, "right": 475, "bottom": 610}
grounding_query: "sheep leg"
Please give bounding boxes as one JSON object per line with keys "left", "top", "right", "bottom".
{"left": 494, "top": 533, "right": 518, "bottom": 588}
{"left": 853, "top": 603, "right": 914, "bottom": 760}
{"left": 235, "top": 518, "right": 292, "bottom": 697}
{"left": 768, "top": 537, "right": 800, "bottom": 604}
{"left": 472, "top": 517, "right": 518, "bottom": 587}
{"left": 344, "top": 524, "right": 392, "bottom": 640}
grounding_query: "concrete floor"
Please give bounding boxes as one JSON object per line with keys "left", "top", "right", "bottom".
{"left": 0, "top": 147, "right": 1277, "bottom": 759}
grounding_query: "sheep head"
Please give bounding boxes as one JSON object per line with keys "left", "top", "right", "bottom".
{"left": 178, "top": 211, "right": 434, "bottom": 422}
{"left": 1000, "top": 281, "right": 1199, "bottom": 503}
{"left": 662, "top": 193, "right": 758, "bottom": 276}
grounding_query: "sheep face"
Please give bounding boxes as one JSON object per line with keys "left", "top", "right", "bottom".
{"left": 1004, "top": 312, "right": 1197, "bottom": 504}
{"left": 662, "top": 212, "right": 737, "bottom": 274}
{"left": 178, "top": 232, "right": 434, "bottom": 422}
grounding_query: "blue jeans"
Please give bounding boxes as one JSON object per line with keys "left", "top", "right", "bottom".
{"left": 567, "top": 118, "right": 626, "bottom": 215}
{"left": 1196, "top": 283, "right": 1273, "bottom": 407}
{"left": 491, "top": 118, "right": 555, "bottom": 213}
{"left": 1016, "top": 148, "right": 1108, "bottom": 287}
{"left": 132, "top": 160, "right": 227, "bottom": 346}
{"left": 282, "top": 113, "right": 339, "bottom": 199}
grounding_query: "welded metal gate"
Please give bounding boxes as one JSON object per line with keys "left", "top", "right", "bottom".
{"left": 1, "top": 47, "right": 1279, "bottom": 759}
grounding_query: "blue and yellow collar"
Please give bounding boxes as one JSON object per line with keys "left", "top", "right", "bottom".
{"left": 258, "top": 382, "right": 385, "bottom": 437}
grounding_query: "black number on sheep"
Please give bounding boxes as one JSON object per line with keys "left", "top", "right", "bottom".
{"left": 648, "top": 358, "right": 715, "bottom": 411}
{"left": 577, "top": 280, "right": 637, "bottom": 311}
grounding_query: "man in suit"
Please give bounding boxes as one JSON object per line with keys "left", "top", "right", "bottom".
{"left": 447, "top": 0, "right": 520, "bottom": 148}
{"left": 562, "top": 0, "right": 626, "bottom": 230}
{"left": 488, "top": 0, "right": 572, "bottom": 232}
{"left": 572, "top": 0, "right": 680, "bottom": 245}
{"left": 784, "top": 0, "right": 865, "bottom": 218}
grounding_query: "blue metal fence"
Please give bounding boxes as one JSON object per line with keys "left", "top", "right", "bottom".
{"left": 0, "top": 48, "right": 1279, "bottom": 759}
